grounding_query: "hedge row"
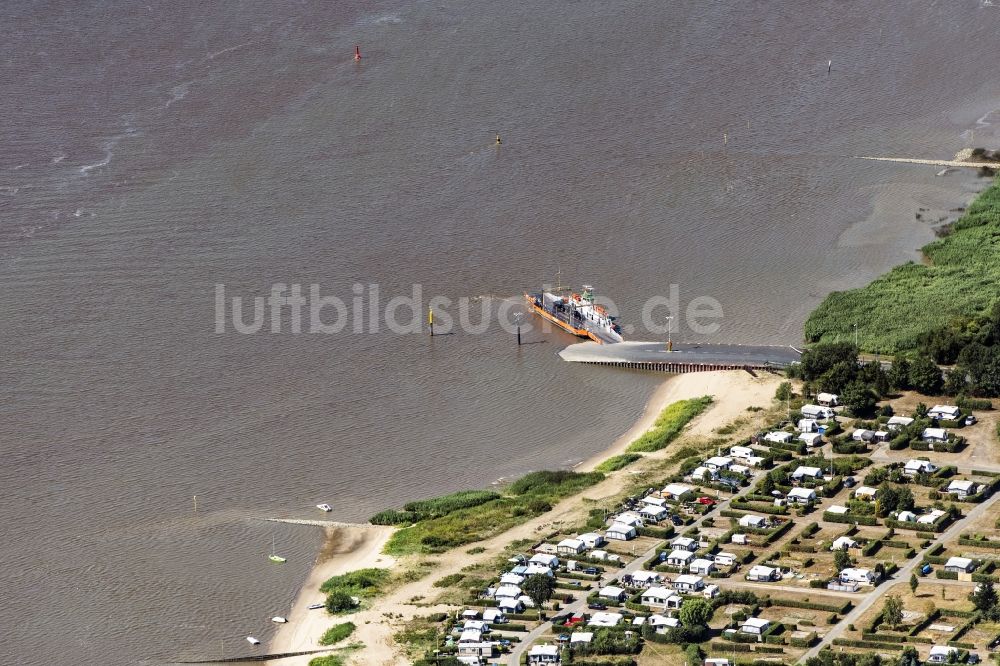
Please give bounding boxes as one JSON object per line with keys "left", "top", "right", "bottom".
{"left": 767, "top": 597, "right": 852, "bottom": 614}
{"left": 831, "top": 638, "right": 904, "bottom": 651}
{"left": 823, "top": 511, "right": 879, "bottom": 526}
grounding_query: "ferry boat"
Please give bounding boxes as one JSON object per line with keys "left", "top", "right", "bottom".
{"left": 524, "top": 284, "right": 624, "bottom": 344}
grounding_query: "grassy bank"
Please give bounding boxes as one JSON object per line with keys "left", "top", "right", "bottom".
{"left": 804, "top": 175, "right": 1000, "bottom": 353}
{"left": 374, "top": 396, "right": 713, "bottom": 555}
{"left": 624, "top": 396, "right": 713, "bottom": 453}
{"left": 319, "top": 622, "right": 356, "bottom": 646}
{"left": 320, "top": 568, "right": 391, "bottom": 613}
{"left": 376, "top": 470, "right": 605, "bottom": 556}
{"left": 594, "top": 453, "right": 643, "bottom": 473}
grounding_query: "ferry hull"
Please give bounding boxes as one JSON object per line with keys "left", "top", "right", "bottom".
{"left": 524, "top": 294, "right": 616, "bottom": 345}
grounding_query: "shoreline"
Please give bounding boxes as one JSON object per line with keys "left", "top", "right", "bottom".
{"left": 268, "top": 524, "right": 396, "bottom": 665}
{"left": 267, "top": 369, "right": 781, "bottom": 665}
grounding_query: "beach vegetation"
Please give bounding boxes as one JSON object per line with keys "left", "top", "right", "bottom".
{"left": 432, "top": 573, "right": 464, "bottom": 588}
{"left": 382, "top": 469, "right": 605, "bottom": 555}
{"left": 594, "top": 453, "right": 642, "bottom": 473}
{"left": 369, "top": 509, "right": 419, "bottom": 525}
{"left": 775, "top": 381, "right": 793, "bottom": 402}
{"left": 625, "top": 396, "right": 713, "bottom": 454}
{"left": 805, "top": 176, "right": 1000, "bottom": 355}
{"left": 324, "top": 589, "right": 357, "bottom": 614}
{"left": 319, "top": 568, "right": 390, "bottom": 597}
{"left": 402, "top": 490, "right": 500, "bottom": 518}
{"left": 319, "top": 622, "right": 356, "bottom": 646}
{"left": 308, "top": 656, "right": 346, "bottom": 666}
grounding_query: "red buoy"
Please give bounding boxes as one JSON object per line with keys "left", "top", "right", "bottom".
{"left": 354, "top": 45, "right": 361, "bottom": 61}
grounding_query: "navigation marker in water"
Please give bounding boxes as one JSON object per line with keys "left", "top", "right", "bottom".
{"left": 828, "top": 59, "right": 832, "bottom": 74}
{"left": 428, "top": 307, "right": 434, "bottom": 337}
{"left": 354, "top": 45, "right": 362, "bottom": 61}
{"left": 495, "top": 132, "right": 502, "bottom": 146}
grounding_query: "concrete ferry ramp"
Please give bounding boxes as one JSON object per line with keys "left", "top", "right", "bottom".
{"left": 559, "top": 341, "right": 801, "bottom": 372}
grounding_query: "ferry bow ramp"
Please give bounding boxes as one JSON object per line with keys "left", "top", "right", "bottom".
{"left": 558, "top": 341, "right": 801, "bottom": 373}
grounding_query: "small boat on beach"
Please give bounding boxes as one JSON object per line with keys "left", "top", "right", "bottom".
{"left": 246, "top": 636, "right": 261, "bottom": 646}
{"left": 268, "top": 535, "right": 286, "bottom": 563}
{"left": 271, "top": 616, "right": 288, "bottom": 623}
{"left": 316, "top": 503, "right": 332, "bottom": 512}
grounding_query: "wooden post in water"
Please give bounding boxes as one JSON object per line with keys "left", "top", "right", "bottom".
{"left": 428, "top": 307, "right": 434, "bottom": 337}
{"left": 828, "top": 60, "right": 832, "bottom": 74}
{"left": 193, "top": 495, "right": 198, "bottom": 513}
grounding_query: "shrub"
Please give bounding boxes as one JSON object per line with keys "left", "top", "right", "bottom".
{"left": 319, "top": 622, "right": 355, "bottom": 645}
{"left": 325, "top": 590, "right": 357, "bottom": 613}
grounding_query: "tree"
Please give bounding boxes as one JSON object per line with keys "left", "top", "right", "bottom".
{"left": 888, "top": 356, "right": 912, "bottom": 390}
{"left": 841, "top": 380, "right": 878, "bottom": 417}
{"left": 325, "top": 589, "right": 356, "bottom": 613}
{"left": 679, "top": 597, "right": 714, "bottom": 627}
{"left": 800, "top": 342, "right": 860, "bottom": 382}
{"left": 882, "top": 595, "right": 903, "bottom": 627}
{"left": 819, "top": 360, "right": 861, "bottom": 395}
{"left": 760, "top": 474, "right": 776, "bottom": 495}
{"left": 909, "top": 573, "right": 919, "bottom": 594}
{"left": 775, "top": 381, "right": 793, "bottom": 402}
{"left": 896, "top": 486, "right": 915, "bottom": 512}
{"left": 897, "top": 646, "right": 920, "bottom": 666}
{"left": 876, "top": 483, "right": 900, "bottom": 517}
{"left": 834, "top": 549, "right": 852, "bottom": 572}
{"left": 522, "top": 573, "right": 555, "bottom": 614}
{"left": 909, "top": 355, "right": 944, "bottom": 395}
{"left": 970, "top": 580, "right": 999, "bottom": 617}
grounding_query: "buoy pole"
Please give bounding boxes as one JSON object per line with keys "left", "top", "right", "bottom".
{"left": 495, "top": 132, "right": 502, "bottom": 146}
{"left": 428, "top": 307, "right": 434, "bottom": 337}
{"left": 354, "top": 45, "right": 361, "bottom": 61}
{"left": 827, "top": 59, "right": 832, "bottom": 74}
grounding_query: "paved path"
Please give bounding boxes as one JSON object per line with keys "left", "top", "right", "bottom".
{"left": 506, "top": 484, "right": 757, "bottom": 664}
{"left": 801, "top": 489, "right": 1000, "bottom": 661}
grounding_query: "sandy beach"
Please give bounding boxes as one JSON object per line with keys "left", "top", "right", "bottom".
{"left": 269, "top": 369, "right": 781, "bottom": 665}
{"left": 577, "top": 369, "right": 777, "bottom": 472}
{"left": 268, "top": 525, "right": 397, "bottom": 664}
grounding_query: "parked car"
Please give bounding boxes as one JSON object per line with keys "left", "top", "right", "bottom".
{"left": 921, "top": 564, "right": 933, "bottom": 575}
{"left": 670, "top": 515, "right": 684, "bottom": 526}
{"left": 843, "top": 476, "right": 857, "bottom": 488}
{"left": 582, "top": 567, "right": 599, "bottom": 575}
{"left": 696, "top": 496, "right": 716, "bottom": 505}
{"left": 557, "top": 633, "right": 570, "bottom": 643}
{"left": 966, "top": 415, "right": 978, "bottom": 426}
{"left": 967, "top": 653, "right": 980, "bottom": 664}
{"left": 587, "top": 603, "right": 607, "bottom": 611}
